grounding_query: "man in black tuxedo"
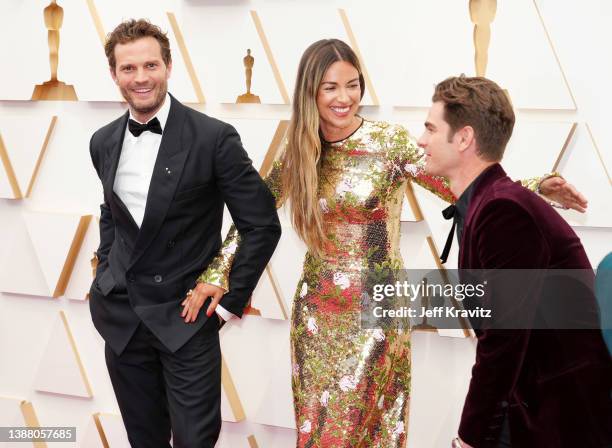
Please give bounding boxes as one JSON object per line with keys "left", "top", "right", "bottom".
{"left": 89, "top": 19, "right": 281, "bottom": 447}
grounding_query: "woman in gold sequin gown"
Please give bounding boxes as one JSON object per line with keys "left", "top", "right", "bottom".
{"left": 195, "top": 40, "right": 586, "bottom": 447}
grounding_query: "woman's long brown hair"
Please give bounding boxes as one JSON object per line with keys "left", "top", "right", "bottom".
{"left": 282, "top": 39, "right": 365, "bottom": 255}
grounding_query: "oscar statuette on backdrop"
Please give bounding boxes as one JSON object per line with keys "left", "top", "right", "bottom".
{"left": 236, "top": 49, "right": 260, "bottom": 103}
{"left": 470, "top": 0, "right": 497, "bottom": 77}
{"left": 469, "top": 2, "right": 512, "bottom": 104}
{"left": 31, "top": 0, "right": 77, "bottom": 101}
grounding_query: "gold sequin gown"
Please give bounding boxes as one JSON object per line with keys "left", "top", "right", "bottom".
{"left": 199, "top": 118, "right": 546, "bottom": 447}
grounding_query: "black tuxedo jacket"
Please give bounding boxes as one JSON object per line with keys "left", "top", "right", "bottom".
{"left": 89, "top": 94, "right": 281, "bottom": 355}
{"left": 457, "top": 164, "right": 611, "bottom": 447}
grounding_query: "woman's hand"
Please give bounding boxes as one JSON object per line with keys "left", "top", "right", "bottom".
{"left": 181, "top": 282, "right": 225, "bottom": 323}
{"left": 539, "top": 176, "right": 588, "bottom": 213}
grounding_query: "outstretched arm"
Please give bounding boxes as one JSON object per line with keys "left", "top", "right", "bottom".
{"left": 389, "top": 125, "right": 456, "bottom": 203}
{"left": 392, "top": 125, "right": 587, "bottom": 211}
{"left": 522, "top": 173, "right": 588, "bottom": 213}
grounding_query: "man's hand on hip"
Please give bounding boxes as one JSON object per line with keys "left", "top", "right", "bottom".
{"left": 181, "top": 282, "right": 225, "bottom": 323}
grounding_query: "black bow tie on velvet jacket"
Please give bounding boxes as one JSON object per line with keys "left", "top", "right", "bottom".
{"left": 440, "top": 204, "right": 457, "bottom": 264}
{"left": 128, "top": 117, "right": 163, "bottom": 137}
{"left": 439, "top": 171, "right": 486, "bottom": 264}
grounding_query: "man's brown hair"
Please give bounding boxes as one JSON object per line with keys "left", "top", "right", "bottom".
{"left": 105, "top": 19, "right": 171, "bottom": 71}
{"left": 433, "top": 75, "right": 515, "bottom": 162}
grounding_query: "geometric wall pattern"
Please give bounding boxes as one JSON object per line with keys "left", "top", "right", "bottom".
{"left": 1, "top": 1, "right": 610, "bottom": 447}
{"left": 80, "top": 413, "right": 129, "bottom": 448}
{"left": 0, "top": 116, "right": 56, "bottom": 199}
{"left": 64, "top": 218, "right": 100, "bottom": 301}
{"left": 0, "top": 213, "right": 91, "bottom": 298}
{"left": 33, "top": 311, "right": 93, "bottom": 399}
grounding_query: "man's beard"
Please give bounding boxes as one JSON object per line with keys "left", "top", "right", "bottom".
{"left": 121, "top": 83, "right": 167, "bottom": 119}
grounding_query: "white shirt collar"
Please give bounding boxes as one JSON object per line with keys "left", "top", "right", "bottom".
{"left": 127, "top": 92, "right": 171, "bottom": 131}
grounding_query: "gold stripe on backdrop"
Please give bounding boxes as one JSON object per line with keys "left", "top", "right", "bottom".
{"left": 221, "top": 356, "right": 246, "bottom": 421}
{"left": 60, "top": 310, "right": 94, "bottom": 397}
{"left": 26, "top": 116, "right": 57, "bottom": 198}
{"left": 167, "top": 12, "right": 206, "bottom": 104}
{"left": 338, "top": 9, "right": 380, "bottom": 106}
{"left": 250, "top": 11, "right": 290, "bottom": 104}
{"left": 0, "top": 133, "right": 22, "bottom": 199}
{"left": 552, "top": 122, "right": 578, "bottom": 172}
{"left": 85, "top": 0, "right": 106, "bottom": 47}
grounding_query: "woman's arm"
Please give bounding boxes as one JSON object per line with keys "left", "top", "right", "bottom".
{"left": 389, "top": 125, "right": 456, "bottom": 203}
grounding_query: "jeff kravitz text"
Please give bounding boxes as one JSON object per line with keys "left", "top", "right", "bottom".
{"left": 368, "top": 279, "right": 492, "bottom": 320}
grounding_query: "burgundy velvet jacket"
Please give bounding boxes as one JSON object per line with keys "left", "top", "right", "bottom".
{"left": 457, "top": 164, "right": 612, "bottom": 447}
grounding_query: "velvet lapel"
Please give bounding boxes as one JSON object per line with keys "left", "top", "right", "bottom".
{"left": 458, "top": 163, "right": 507, "bottom": 267}
{"left": 129, "top": 94, "right": 190, "bottom": 267}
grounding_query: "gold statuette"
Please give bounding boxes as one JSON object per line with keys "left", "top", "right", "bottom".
{"left": 236, "top": 49, "right": 260, "bottom": 103}
{"left": 470, "top": 0, "right": 497, "bottom": 77}
{"left": 31, "top": 0, "right": 77, "bottom": 101}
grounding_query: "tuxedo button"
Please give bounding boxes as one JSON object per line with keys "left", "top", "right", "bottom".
{"left": 500, "top": 400, "right": 509, "bottom": 408}
{"left": 167, "top": 240, "right": 175, "bottom": 248}
{"left": 154, "top": 275, "right": 163, "bottom": 283}
{"left": 128, "top": 274, "right": 135, "bottom": 282}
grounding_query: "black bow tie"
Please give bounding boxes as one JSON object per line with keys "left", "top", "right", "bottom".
{"left": 440, "top": 204, "right": 457, "bottom": 264}
{"left": 128, "top": 117, "right": 162, "bottom": 137}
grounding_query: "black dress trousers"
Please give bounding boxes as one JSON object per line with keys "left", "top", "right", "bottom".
{"left": 104, "top": 316, "right": 221, "bottom": 448}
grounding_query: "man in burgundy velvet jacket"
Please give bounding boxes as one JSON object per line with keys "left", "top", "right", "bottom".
{"left": 418, "top": 75, "right": 611, "bottom": 448}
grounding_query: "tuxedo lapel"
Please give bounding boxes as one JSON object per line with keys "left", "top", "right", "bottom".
{"left": 102, "top": 111, "right": 140, "bottom": 232}
{"left": 129, "top": 95, "right": 191, "bottom": 267}
{"left": 103, "top": 111, "right": 129, "bottom": 197}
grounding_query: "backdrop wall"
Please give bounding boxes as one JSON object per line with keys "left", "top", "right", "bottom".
{"left": 0, "top": 0, "right": 610, "bottom": 446}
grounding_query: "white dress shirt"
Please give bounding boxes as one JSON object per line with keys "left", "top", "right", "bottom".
{"left": 114, "top": 93, "right": 170, "bottom": 227}
{"left": 113, "top": 93, "right": 234, "bottom": 322}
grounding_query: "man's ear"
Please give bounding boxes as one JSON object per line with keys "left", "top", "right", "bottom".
{"left": 166, "top": 61, "right": 173, "bottom": 80}
{"left": 457, "top": 126, "right": 475, "bottom": 153}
